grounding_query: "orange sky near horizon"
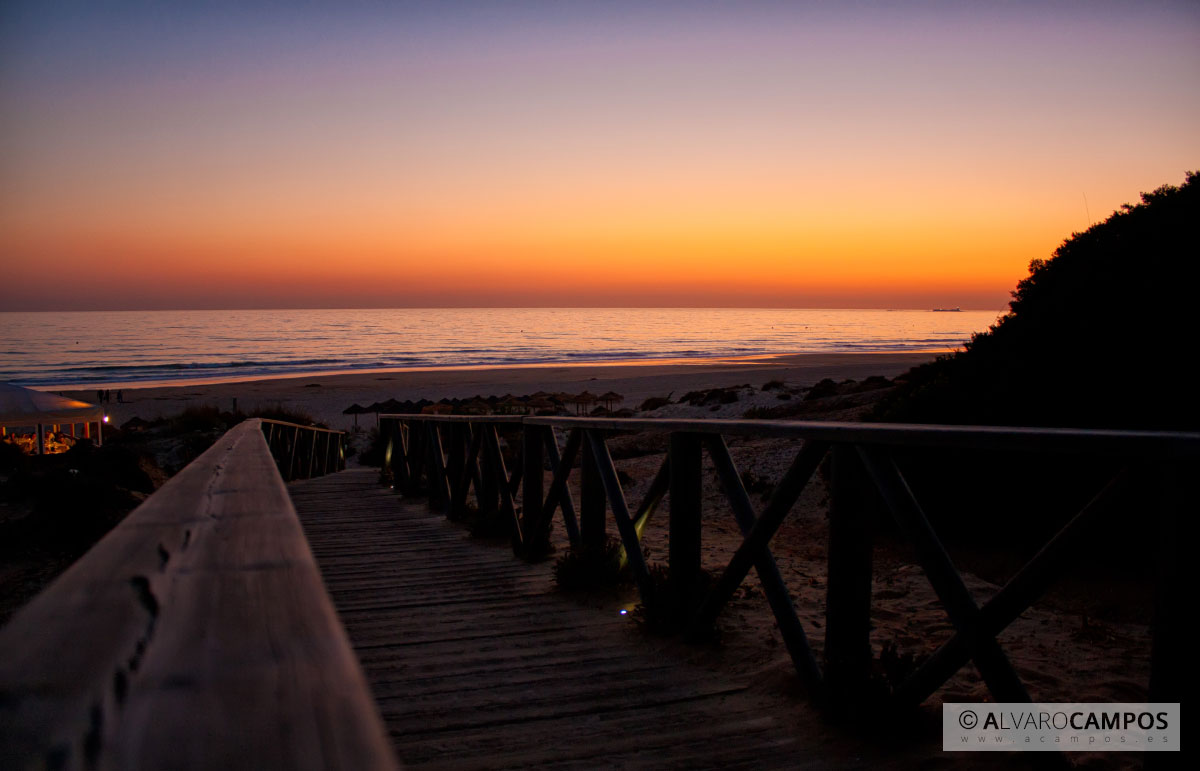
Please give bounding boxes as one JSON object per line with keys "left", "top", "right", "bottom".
{"left": 2, "top": 2, "right": 1197, "bottom": 311}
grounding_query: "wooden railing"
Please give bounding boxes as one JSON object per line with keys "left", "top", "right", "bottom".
{"left": 0, "top": 419, "right": 395, "bottom": 770}
{"left": 261, "top": 418, "right": 346, "bottom": 480}
{"left": 379, "top": 413, "right": 1193, "bottom": 713}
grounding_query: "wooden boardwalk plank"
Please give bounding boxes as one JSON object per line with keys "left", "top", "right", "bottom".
{"left": 290, "top": 467, "right": 843, "bottom": 769}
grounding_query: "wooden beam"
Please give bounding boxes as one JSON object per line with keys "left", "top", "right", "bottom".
{"left": 704, "top": 435, "right": 822, "bottom": 691}
{"left": 894, "top": 467, "right": 1132, "bottom": 705}
{"left": 855, "top": 446, "right": 1032, "bottom": 705}
{"left": 485, "top": 426, "right": 520, "bottom": 544}
{"left": 632, "top": 455, "right": 670, "bottom": 540}
{"left": 446, "top": 423, "right": 467, "bottom": 519}
{"left": 585, "top": 430, "right": 654, "bottom": 604}
{"left": 540, "top": 427, "right": 581, "bottom": 547}
{"left": 522, "top": 423, "right": 546, "bottom": 556}
{"left": 689, "top": 440, "right": 829, "bottom": 637}
{"left": 477, "top": 425, "right": 498, "bottom": 517}
{"left": 523, "top": 416, "right": 1200, "bottom": 460}
{"left": 1150, "top": 462, "right": 1181, "bottom": 705}
{"left": 453, "top": 423, "right": 485, "bottom": 518}
{"left": 427, "top": 423, "right": 452, "bottom": 512}
{"left": 824, "top": 445, "right": 875, "bottom": 705}
{"left": 668, "top": 433, "right": 703, "bottom": 622}
{"left": 579, "top": 432, "right": 607, "bottom": 552}
{"left": 391, "top": 420, "right": 411, "bottom": 489}
{"left": 404, "top": 421, "right": 424, "bottom": 494}
{"left": 287, "top": 426, "right": 300, "bottom": 482}
{"left": 0, "top": 420, "right": 398, "bottom": 771}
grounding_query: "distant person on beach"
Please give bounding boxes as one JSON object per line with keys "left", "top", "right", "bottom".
{"left": 117, "top": 390, "right": 123, "bottom": 403}
{"left": 96, "top": 389, "right": 103, "bottom": 404}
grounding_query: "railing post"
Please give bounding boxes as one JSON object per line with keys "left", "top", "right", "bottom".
{"left": 307, "top": 429, "right": 318, "bottom": 479}
{"left": 388, "top": 420, "right": 406, "bottom": 489}
{"left": 1149, "top": 462, "right": 1180, "bottom": 705}
{"left": 669, "top": 432, "right": 703, "bottom": 622}
{"left": 427, "top": 423, "right": 451, "bottom": 511}
{"left": 405, "top": 421, "right": 424, "bottom": 494}
{"left": 377, "top": 418, "right": 392, "bottom": 482}
{"left": 580, "top": 431, "right": 606, "bottom": 551}
{"left": 288, "top": 425, "right": 300, "bottom": 482}
{"left": 478, "top": 425, "right": 499, "bottom": 517}
{"left": 824, "top": 443, "right": 875, "bottom": 711}
{"left": 447, "top": 423, "right": 466, "bottom": 519}
{"left": 522, "top": 422, "right": 545, "bottom": 555}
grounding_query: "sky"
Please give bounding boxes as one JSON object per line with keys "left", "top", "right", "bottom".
{"left": 1, "top": 1, "right": 1197, "bottom": 311}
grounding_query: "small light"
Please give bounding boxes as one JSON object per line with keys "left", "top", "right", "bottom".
{"left": 102, "top": 415, "right": 109, "bottom": 423}
{"left": 619, "top": 609, "right": 628, "bottom": 616}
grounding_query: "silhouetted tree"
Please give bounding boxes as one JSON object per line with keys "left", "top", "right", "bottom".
{"left": 877, "top": 170, "right": 1199, "bottom": 430}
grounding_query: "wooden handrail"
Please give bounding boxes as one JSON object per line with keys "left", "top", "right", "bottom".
{"left": 260, "top": 419, "right": 346, "bottom": 480}
{"left": 259, "top": 417, "right": 346, "bottom": 434}
{"left": 0, "top": 419, "right": 398, "bottom": 771}
{"left": 378, "top": 413, "right": 1189, "bottom": 719}
{"left": 378, "top": 413, "right": 525, "bottom": 424}
{"left": 383, "top": 413, "right": 1200, "bottom": 457}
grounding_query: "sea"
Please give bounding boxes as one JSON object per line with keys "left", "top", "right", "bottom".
{"left": 0, "top": 308, "right": 1002, "bottom": 389}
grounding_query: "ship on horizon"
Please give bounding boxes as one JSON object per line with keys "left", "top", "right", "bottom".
{"left": 931, "top": 307, "right": 962, "bottom": 312}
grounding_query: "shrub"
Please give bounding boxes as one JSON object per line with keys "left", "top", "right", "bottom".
{"left": 639, "top": 396, "right": 672, "bottom": 411}
{"left": 249, "top": 405, "right": 324, "bottom": 427}
{"left": 554, "top": 539, "right": 629, "bottom": 591}
{"left": 876, "top": 171, "right": 1199, "bottom": 431}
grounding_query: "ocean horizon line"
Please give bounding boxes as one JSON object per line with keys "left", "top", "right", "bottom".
{"left": 0, "top": 304, "right": 1006, "bottom": 314}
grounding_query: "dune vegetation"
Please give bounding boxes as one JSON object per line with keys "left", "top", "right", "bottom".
{"left": 877, "top": 170, "right": 1198, "bottom": 430}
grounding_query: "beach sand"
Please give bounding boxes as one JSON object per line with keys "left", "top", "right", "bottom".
{"left": 69, "top": 352, "right": 936, "bottom": 431}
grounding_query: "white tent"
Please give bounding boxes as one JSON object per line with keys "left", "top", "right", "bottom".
{"left": 0, "top": 382, "right": 105, "bottom": 453}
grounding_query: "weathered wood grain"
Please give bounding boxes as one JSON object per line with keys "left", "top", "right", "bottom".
{"left": 291, "top": 467, "right": 833, "bottom": 770}
{"left": 0, "top": 420, "right": 398, "bottom": 771}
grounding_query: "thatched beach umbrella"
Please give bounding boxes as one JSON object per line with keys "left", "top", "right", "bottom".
{"left": 497, "top": 396, "right": 525, "bottom": 415}
{"left": 342, "top": 403, "right": 365, "bottom": 428}
{"left": 464, "top": 398, "right": 492, "bottom": 415}
{"left": 574, "top": 391, "right": 597, "bottom": 415}
{"left": 599, "top": 391, "right": 624, "bottom": 411}
{"left": 379, "top": 398, "right": 406, "bottom": 415}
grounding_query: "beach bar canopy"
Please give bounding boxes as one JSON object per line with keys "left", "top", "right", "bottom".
{"left": 0, "top": 382, "right": 105, "bottom": 453}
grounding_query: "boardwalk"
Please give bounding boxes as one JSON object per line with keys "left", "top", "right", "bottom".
{"left": 290, "top": 467, "right": 832, "bottom": 769}
{"left": 2, "top": 417, "right": 1185, "bottom": 770}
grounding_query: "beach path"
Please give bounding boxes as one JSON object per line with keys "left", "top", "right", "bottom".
{"left": 289, "top": 467, "right": 842, "bottom": 769}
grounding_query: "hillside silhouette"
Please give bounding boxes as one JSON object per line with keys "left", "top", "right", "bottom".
{"left": 877, "top": 170, "right": 1199, "bottom": 430}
